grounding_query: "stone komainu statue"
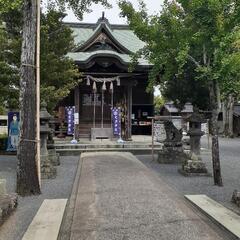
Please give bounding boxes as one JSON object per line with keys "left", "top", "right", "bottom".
{"left": 163, "top": 120, "right": 182, "bottom": 145}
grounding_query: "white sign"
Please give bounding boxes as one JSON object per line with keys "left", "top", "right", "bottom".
{"left": 154, "top": 122, "right": 166, "bottom": 142}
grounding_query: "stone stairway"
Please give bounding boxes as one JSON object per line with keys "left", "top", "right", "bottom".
{"left": 55, "top": 141, "right": 163, "bottom": 156}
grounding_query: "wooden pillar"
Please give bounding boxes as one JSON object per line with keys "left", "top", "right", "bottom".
{"left": 127, "top": 84, "right": 132, "bottom": 140}
{"left": 74, "top": 85, "right": 80, "bottom": 139}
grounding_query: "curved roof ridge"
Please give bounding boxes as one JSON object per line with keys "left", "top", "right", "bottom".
{"left": 73, "top": 20, "right": 132, "bottom": 54}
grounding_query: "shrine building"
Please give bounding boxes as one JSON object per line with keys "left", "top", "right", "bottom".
{"left": 59, "top": 14, "right": 154, "bottom": 140}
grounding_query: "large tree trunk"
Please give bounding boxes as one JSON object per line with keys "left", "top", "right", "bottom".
{"left": 209, "top": 79, "right": 223, "bottom": 186}
{"left": 17, "top": 0, "right": 41, "bottom": 196}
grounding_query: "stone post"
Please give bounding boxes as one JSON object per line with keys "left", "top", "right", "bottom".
{"left": 180, "top": 112, "right": 208, "bottom": 176}
{"left": 40, "top": 101, "right": 57, "bottom": 179}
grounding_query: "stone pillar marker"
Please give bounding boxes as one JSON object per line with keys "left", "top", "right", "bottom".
{"left": 40, "top": 101, "right": 57, "bottom": 179}
{"left": 180, "top": 112, "right": 208, "bottom": 176}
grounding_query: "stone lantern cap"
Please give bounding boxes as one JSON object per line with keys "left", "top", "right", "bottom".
{"left": 186, "top": 112, "right": 206, "bottom": 123}
{"left": 40, "top": 101, "right": 51, "bottom": 120}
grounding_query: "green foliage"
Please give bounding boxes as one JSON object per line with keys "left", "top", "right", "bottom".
{"left": 40, "top": 9, "right": 80, "bottom": 111}
{"left": 154, "top": 95, "right": 165, "bottom": 109}
{"left": 0, "top": 8, "right": 81, "bottom": 112}
{"left": 119, "top": 0, "right": 240, "bottom": 109}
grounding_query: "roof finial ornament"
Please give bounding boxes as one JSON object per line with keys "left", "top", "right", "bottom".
{"left": 102, "top": 11, "right": 105, "bottom": 20}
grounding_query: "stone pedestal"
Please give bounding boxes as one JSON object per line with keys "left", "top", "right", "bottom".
{"left": 0, "top": 179, "right": 6, "bottom": 196}
{"left": 40, "top": 102, "right": 57, "bottom": 179}
{"left": 0, "top": 179, "right": 18, "bottom": 226}
{"left": 232, "top": 190, "right": 240, "bottom": 207}
{"left": 157, "top": 120, "right": 187, "bottom": 164}
{"left": 158, "top": 143, "right": 187, "bottom": 164}
{"left": 48, "top": 148, "right": 60, "bottom": 166}
{"left": 179, "top": 152, "right": 209, "bottom": 176}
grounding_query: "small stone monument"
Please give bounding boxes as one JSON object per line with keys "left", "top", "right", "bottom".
{"left": 180, "top": 112, "right": 208, "bottom": 176}
{"left": 0, "top": 179, "right": 18, "bottom": 225}
{"left": 158, "top": 120, "right": 187, "bottom": 164}
{"left": 40, "top": 101, "right": 57, "bottom": 179}
{"left": 232, "top": 190, "right": 240, "bottom": 207}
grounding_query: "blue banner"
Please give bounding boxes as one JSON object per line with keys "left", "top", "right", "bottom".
{"left": 65, "top": 106, "right": 75, "bottom": 135}
{"left": 112, "top": 107, "right": 121, "bottom": 136}
{"left": 7, "top": 112, "right": 20, "bottom": 151}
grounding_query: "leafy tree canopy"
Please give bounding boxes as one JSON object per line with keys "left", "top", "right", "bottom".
{"left": 119, "top": 0, "right": 240, "bottom": 109}
{"left": 0, "top": 7, "right": 81, "bottom": 112}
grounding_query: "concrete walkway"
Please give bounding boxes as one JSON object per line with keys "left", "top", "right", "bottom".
{"left": 69, "top": 152, "right": 227, "bottom": 240}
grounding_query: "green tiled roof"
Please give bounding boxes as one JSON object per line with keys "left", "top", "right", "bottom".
{"left": 65, "top": 19, "right": 150, "bottom": 66}
{"left": 68, "top": 22, "right": 146, "bottom": 53}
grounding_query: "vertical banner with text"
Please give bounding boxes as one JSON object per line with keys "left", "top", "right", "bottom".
{"left": 112, "top": 107, "right": 121, "bottom": 137}
{"left": 65, "top": 106, "right": 75, "bottom": 135}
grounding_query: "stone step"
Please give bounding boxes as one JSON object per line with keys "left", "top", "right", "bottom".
{"left": 22, "top": 199, "right": 67, "bottom": 240}
{"left": 54, "top": 144, "right": 162, "bottom": 150}
{"left": 185, "top": 194, "right": 240, "bottom": 239}
{"left": 56, "top": 147, "right": 162, "bottom": 156}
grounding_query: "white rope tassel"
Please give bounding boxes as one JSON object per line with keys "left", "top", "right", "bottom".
{"left": 86, "top": 76, "right": 90, "bottom": 85}
{"left": 110, "top": 81, "right": 113, "bottom": 92}
{"left": 93, "top": 81, "right": 97, "bottom": 92}
{"left": 117, "top": 77, "right": 120, "bottom": 86}
{"left": 102, "top": 81, "right": 106, "bottom": 91}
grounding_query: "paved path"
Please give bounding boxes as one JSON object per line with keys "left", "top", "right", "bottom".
{"left": 70, "top": 152, "right": 227, "bottom": 240}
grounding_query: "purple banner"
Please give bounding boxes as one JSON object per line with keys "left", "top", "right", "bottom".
{"left": 65, "top": 106, "right": 75, "bottom": 135}
{"left": 112, "top": 107, "right": 121, "bottom": 136}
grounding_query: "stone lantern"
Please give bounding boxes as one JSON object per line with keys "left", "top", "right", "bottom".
{"left": 180, "top": 112, "right": 208, "bottom": 176}
{"left": 40, "top": 101, "right": 56, "bottom": 179}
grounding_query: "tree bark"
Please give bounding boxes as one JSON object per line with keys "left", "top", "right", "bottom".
{"left": 209, "top": 79, "right": 223, "bottom": 186}
{"left": 17, "top": 0, "right": 41, "bottom": 195}
{"left": 223, "top": 95, "right": 234, "bottom": 138}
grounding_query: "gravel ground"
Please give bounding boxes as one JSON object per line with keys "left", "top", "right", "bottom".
{"left": 0, "top": 155, "right": 79, "bottom": 240}
{"left": 137, "top": 136, "right": 240, "bottom": 214}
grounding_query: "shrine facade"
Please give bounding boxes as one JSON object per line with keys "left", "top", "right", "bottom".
{"left": 59, "top": 14, "right": 154, "bottom": 140}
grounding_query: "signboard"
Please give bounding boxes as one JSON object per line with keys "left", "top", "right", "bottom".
{"left": 7, "top": 112, "right": 20, "bottom": 151}
{"left": 154, "top": 121, "right": 166, "bottom": 142}
{"left": 112, "top": 107, "right": 121, "bottom": 136}
{"left": 65, "top": 106, "right": 75, "bottom": 135}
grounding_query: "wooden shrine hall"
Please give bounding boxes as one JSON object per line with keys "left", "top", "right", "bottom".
{"left": 59, "top": 14, "right": 154, "bottom": 140}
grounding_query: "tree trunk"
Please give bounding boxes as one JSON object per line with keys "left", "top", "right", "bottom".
{"left": 223, "top": 95, "right": 234, "bottom": 138}
{"left": 229, "top": 95, "right": 234, "bottom": 137}
{"left": 17, "top": 0, "right": 41, "bottom": 196}
{"left": 209, "top": 80, "right": 223, "bottom": 186}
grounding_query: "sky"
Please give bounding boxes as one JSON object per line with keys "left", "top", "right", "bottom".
{"left": 43, "top": 0, "right": 164, "bottom": 24}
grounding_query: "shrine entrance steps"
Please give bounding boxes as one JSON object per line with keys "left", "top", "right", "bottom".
{"left": 54, "top": 137, "right": 162, "bottom": 156}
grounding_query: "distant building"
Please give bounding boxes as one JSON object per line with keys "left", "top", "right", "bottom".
{"left": 159, "top": 102, "right": 193, "bottom": 131}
